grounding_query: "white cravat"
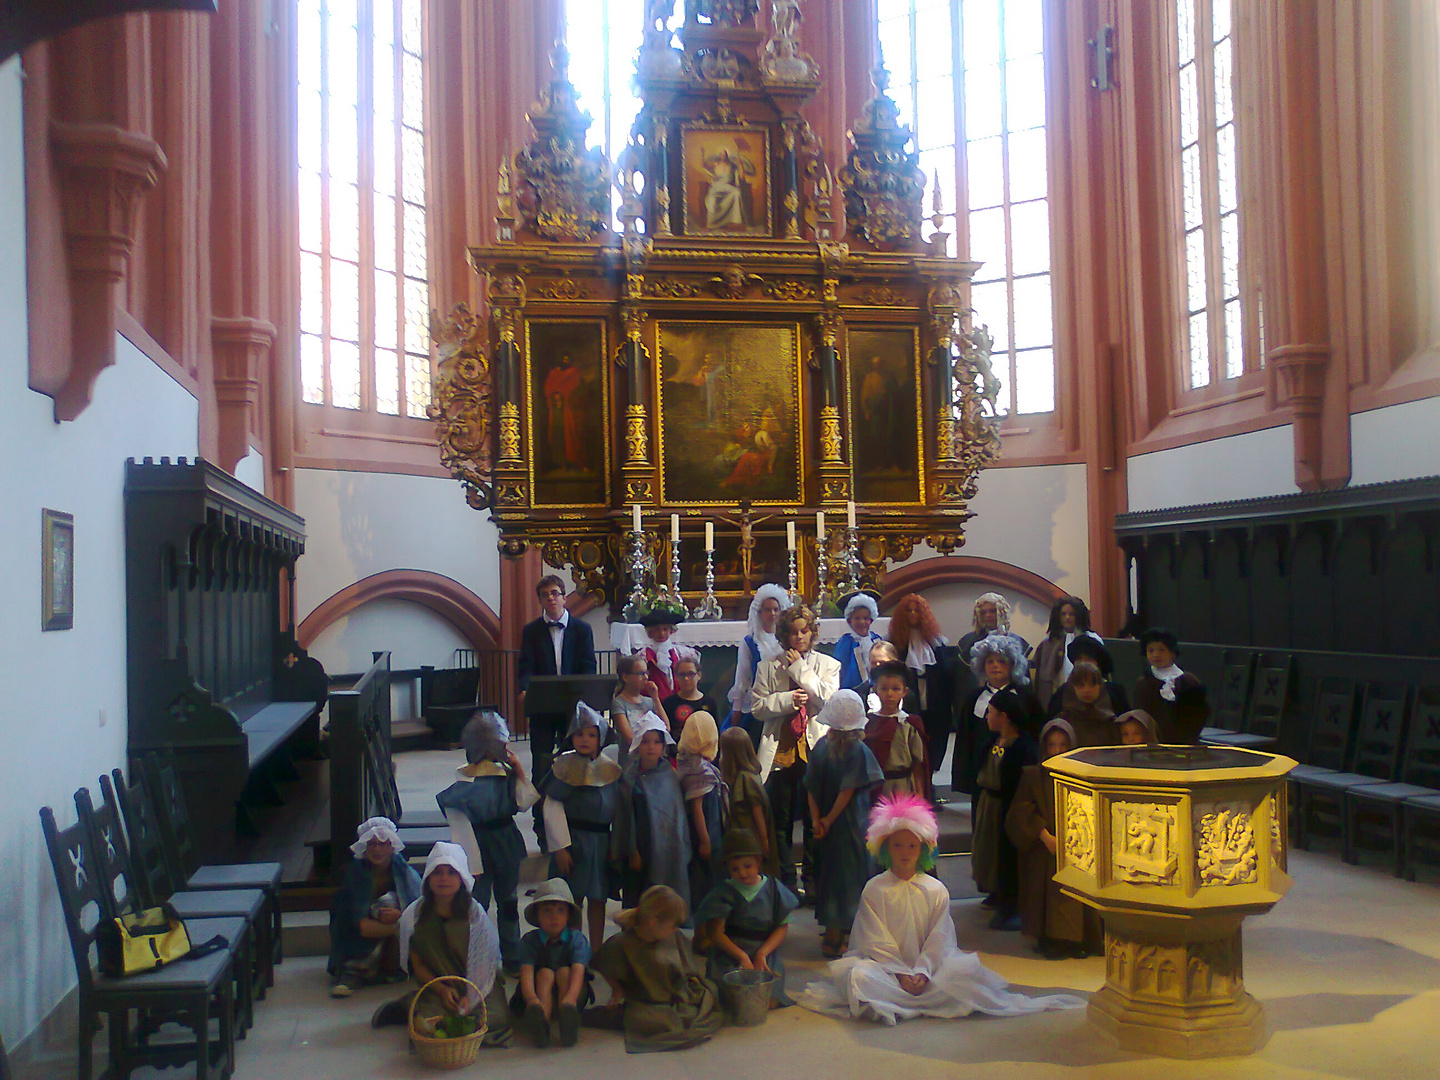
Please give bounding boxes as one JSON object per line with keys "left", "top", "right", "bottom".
{"left": 1152, "top": 664, "right": 1184, "bottom": 702}
{"left": 973, "top": 681, "right": 1011, "bottom": 720}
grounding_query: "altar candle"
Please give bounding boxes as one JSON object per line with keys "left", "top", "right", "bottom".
{"left": 847, "top": 501, "right": 857, "bottom": 529}
{"left": 632, "top": 504, "right": 642, "bottom": 533}
{"left": 816, "top": 511, "right": 825, "bottom": 540}
{"left": 705, "top": 521, "right": 714, "bottom": 551}
{"left": 787, "top": 521, "right": 796, "bottom": 550}
{"left": 671, "top": 514, "right": 681, "bottom": 542}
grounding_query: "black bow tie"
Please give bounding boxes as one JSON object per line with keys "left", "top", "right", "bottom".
{"left": 547, "top": 620, "right": 565, "bottom": 628}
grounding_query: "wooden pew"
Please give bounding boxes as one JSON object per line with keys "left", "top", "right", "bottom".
{"left": 125, "top": 458, "right": 328, "bottom": 859}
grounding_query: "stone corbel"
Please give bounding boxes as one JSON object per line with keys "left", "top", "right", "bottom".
{"left": 1268, "top": 343, "right": 1329, "bottom": 486}
{"left": 211, "top": 316, "right": 276, "bottom": 473}
{"left": 44, "top": 121, "right": 167, "bottom": 421}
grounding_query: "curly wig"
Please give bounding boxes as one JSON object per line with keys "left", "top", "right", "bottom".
{"left": 972, "top": 591, "right": 1013, "bottom": 634}
{"left": 970, "top": 631, "right": 1031, "bottom": 685}
{"left": 866, "top": 793, "right": 939, "bottom": 872}
{"left": 775, "top": 603, "right": 818, "bottom": 650}
{"left": 1045, "top": 595, "right": 1093, "bottom": 638}
{"left": 887, "top": 594, "right": 941, "bottom": 647}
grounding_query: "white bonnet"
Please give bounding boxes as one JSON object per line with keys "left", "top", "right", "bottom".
{"left": 817, "top": 689, "right": 867, "bottom": 731}
{"left": 422, "top": 840, "right": 476, "bottom": 894}
{"left": 350, "top": 816, "right": 404, "bottom": 858}
{"left": 629, "top": 710, "right": 675, "bottom": 753}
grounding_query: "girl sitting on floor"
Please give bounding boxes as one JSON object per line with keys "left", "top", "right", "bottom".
{"left": 328, "top": 817, "right": 421, "bottom": 998}
{"left": 372, "top": 842, "right": 512, "bottom": 1047}
{"left": 797, "top": 794, "right": 1086, "bottom": 1025}
{"left": 592, "top": 885, "right": 725, "bottom": 1054}
{"left": 693, "top": 830, "right": 798, "bottom": 1007}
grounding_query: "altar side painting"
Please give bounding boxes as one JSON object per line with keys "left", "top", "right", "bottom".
{"left": 527, "top": 319, "right": 608, "bottom": 506}
{"left": 681, "top": 125, "right": 772, "bottom": 238}
{"left": 658, "top": 322, "right": 801, "bottom": 505}
{"left": 847, "top": 327, "right": 923, "bottom": 504}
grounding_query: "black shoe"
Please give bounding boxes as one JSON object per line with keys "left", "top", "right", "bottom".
{"left": 979, "top": 892, "right": 999, "bottom": 909}
{"left": 557, "top": 1003, "right": 581, "bottom": 1047}
{"left": 988, "top": 910, "right": 1022, "bottom": 932}
{"left": 370, "top": 998, "right": 408, "bottom": 1029}
{"left": 523, "top": 1002, "right": 550, "bottom": 1048}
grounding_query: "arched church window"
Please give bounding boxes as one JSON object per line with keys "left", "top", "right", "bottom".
{"left": 297, "top": 0, "right": 432, "bottom": 417}
{"left": 879, "top": 0, "right": 1055, "bottom": 417}
{"left": 1174, "top": 0, "right": 1255, "bottom": 389}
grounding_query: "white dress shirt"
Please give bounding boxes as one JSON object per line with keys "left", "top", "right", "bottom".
{"left": 546, "top": 609, "right": 569, "bottom": 672}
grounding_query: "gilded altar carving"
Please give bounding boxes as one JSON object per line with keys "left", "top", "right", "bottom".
{"left": 759, "top": 279, "right": 816, "bottom": 301}
{"left": 624, "top": 404, "right": 651, "bottom": 465}
{"left": 761, "top": 0, "right": 818, "bottom": 85}
{"left": 820, "top": 477, "right": 850, "bottom": 503}
{"left": 493, "top": 480, "right": 527, "bottom": 508}
{"left": 541, "top": 537, "right": 610, "bottom": 602}
{"left": 694, "top": 0, "right": 759, "bottom": 27}
{"left": 1063, "top": 789, "right": 1097, "bottom": 875}
{"left": 430, "top": 304, "right": 494, "bottom": 509}
{"left": 1111, "top": 802, "right": 1180, "bottom": 885}
{"left": 535, "top": 279, "right": 591, "bottom": 301}
{"left": 644, "top": 278, "right": 703, "bottom": 299}
{"left": 925, "top": 531, "right": 967, "bottom": 555}
{"left": 497, "top": 402, "right": 521, "bottom": 463}
{"left": 818, "top": 406, "right": 842, "bottom": 463}
{"left": 840, "top": 65, "right": 926, "bottom": 250}
{"left": 1194, "top": 802, "right": 1260, "bottom": 887}
{"left": 709, "top": 265, "right": 764, "bottom": 298}
{"left": 511, "top": 45, "right": 613, "bottom": 243}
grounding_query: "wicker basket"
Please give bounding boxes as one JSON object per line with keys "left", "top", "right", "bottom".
{"left": 408, "top": 975, "right": 488, "bottom": 1070}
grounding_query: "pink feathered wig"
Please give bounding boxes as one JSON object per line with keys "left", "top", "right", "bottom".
{"left": 866, "top": 792, "right": 940, "bottom": 871}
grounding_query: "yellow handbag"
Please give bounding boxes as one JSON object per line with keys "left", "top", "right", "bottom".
{"left": 96, "top": 904, "right": 226, "bottom": 978}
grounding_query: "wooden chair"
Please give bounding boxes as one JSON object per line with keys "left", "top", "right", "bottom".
{"left": 1347, "top": 687, "right": 1440, "bottom": 876}
{"left": 1289, "top": 677, "right": 1361, "bottom": 848}
{"left": 1403, "top": 791, "right": 1440, "bottom": 882}
{"left": 1208, "top": 653, "right": 1289, "bottom": 750}
{"left": 87, "top": 775, "right": 256, "bottom": 1035}
{"left": 140, "top": 758, "right": 284, "bottom": 970}
{"left": 41, "top": 795, "right": 235, "bottom": 1080}
{"left": 98, "top": 771, "right": 274, "bottom": 994}
{"left": 1200, "top": 650, "right": 1256, "bottom": 743}
{"left": 1292, "top": 682, "right": 1408, "bottom": 854}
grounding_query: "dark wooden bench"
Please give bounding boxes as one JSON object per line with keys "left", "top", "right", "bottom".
{"left": 325, "top": 651, "right": 403, "bottom": 881}
{"left": 125, "top": 458, "right": 328, "bottom": 858}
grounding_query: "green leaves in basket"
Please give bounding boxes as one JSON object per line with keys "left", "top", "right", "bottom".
{"left": 434, "top": 1014, "right": 481, "bottom": 1040}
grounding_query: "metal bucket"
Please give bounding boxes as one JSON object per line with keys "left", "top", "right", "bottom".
{"left": 720, "top": 969, "right": 774, "bottom": 1027}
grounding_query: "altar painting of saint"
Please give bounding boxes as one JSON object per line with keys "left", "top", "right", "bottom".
{"left": 682, "top": 126, "right": 770, "bottom": 238}
{"left": 848, "top": 328, "right": 922, "bottom": 504}
{"left": 658, "top": 322, "right": 800, "bottom": 505}
{"left": 527, "top": 320, "right": 607, "bottom": 506}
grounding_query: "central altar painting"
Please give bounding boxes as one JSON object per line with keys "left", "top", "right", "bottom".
{"left": 658, "top": 322, "right": 802, "bottom": 506}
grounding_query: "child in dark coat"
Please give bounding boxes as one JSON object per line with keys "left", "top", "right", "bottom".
{"left": 328, "top": 817, "right": 422, "bottom": 997}
{"left": 435, "top": 710, "right": 538, "bottom": 970}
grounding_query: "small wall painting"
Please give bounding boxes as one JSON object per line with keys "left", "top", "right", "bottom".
{"left": 848, "top": 327, "right": 922, "bottom": 504}
{"left": 681, "top": 125, "right": 771, "bottom": 238}
{"left": 527, "top": 320, "right": 608, "bottom": 506}
{"left": 658, "top": 322, "right": 801, "bottom": 505}
{"left": 42, "top": 508, "right": 74, "bottom": 631}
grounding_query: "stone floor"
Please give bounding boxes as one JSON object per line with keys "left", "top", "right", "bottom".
{"left": 20, "top": 745, "right": 1440, "bottom": 1079}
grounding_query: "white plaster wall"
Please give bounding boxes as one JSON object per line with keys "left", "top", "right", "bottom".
{"left": 1127, "top": 425, "right": 1299, "bottom": 511}
{"left": 233, "top": 446, "right": 266, "bottom": 495}
{"left": 1350, "top": 397, "right": 1440, "bottom": 486}
{"left": 307, "top": 597, "right": 473, "bottom": 675}
{"left": 292, "top": 468, "right": 501, "bottom": 622}
{"left": 0, "top": 55, "right": 203, "bottom": 1047}
{"left": 918, "top": 581, "right": 1051, "bottom": 651}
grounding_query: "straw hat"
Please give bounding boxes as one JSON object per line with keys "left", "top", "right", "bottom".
{"left": 524, "top": 877, "right": 581, "bottom": 928}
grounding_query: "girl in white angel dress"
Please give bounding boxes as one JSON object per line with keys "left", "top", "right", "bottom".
{"left": 797, "top": 793, "right": 1087, "bottom": 1025}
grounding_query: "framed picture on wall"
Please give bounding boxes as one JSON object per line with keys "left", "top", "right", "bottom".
{"left": 681, "top": 124, "right": 772, "bottom": 238}
{"left": 42, "top": 508, "right": 74, "bottom": 631}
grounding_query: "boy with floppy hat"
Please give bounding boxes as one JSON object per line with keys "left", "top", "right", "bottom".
{"left": 516, "top": 878, "right": 591, "bottom": 1048}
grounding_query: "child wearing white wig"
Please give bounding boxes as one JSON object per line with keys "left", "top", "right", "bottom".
{"left": 833, "top": 593, "right": 884, "bottom": 690}
{"left": 797, "top": 795, "right": 1085, "bottom": 1025}
{"left": 612, "top": 712, "right": 693, "bottom": 909}
{"left": 727, "top": 583, "right": 792, "bottom": 748}
{"left": 371, "top": 842, "right": 511, "bottom": 1046}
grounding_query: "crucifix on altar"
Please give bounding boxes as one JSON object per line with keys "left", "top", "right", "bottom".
{"left": 428, "top": 1, "right": 1003, "bottom": 623}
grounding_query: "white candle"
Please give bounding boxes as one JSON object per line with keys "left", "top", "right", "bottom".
{"left": 786, "top": 521, "right": 796, "bottom": 550}
{"left": 632, "top": 504, "right": 642, "bottom": 533}
{"left": 671, "top": 513, "right": 681, "bottom": 542}
{"left": 705, "top": 521, "right": 714, "bottom": 551}
{"left": 816, "top": 511, "right": 825, "bottom": 540}
{"left": 847, "top": 501, "right": 857, "bottom": 529}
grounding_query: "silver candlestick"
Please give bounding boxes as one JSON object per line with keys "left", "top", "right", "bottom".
{"left": 787, "top": 546, "right": 800, "bottom": 605}
{"left": 814, "top": 529, "right": 833, "bottom": 613}
{"left": 669, "top": 535, "right": 682, "bottom": 597}
{"left": 846, "top": 524, "right": 862, "bottom": 594}
{"left": 692, "top": 548, "right": 722, "bottom": 620}
{"left": 623, "top": 527, "right": 648, "bottom": 622}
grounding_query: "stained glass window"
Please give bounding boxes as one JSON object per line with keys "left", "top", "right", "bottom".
{"left": 1176, "top": 0, "right": 1248, "bottom": 389}
{"left": 882, "top": 0, "right": 1055, "bottom": 417}
{"left": 299, "top": 0, "right": 431, "bottom": 416}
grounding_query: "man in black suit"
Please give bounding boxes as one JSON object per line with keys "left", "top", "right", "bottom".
{"left": 517, "top": 574, "right": 597, "bottom": 850}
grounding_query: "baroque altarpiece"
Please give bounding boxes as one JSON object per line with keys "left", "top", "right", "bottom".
{"left": 430, "top": 1, "right": 1002, "bottom": 614}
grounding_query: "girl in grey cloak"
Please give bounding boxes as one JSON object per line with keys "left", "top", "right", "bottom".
{"left": 612, "top": 712, "right": 693, "bottom": 911}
